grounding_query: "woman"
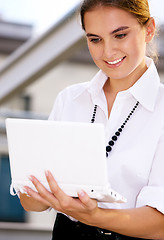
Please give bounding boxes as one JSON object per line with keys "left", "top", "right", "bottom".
{"left": 20, "top": 0, "right": 164, "bottom": 239}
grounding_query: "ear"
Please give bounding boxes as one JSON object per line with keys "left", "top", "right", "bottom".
{"left": 145, "top": 18, "right": 156, "bottom": 43}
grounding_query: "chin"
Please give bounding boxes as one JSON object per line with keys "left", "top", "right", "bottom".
{"left": 104, "top": 71, "right": 129, "bottom": 80}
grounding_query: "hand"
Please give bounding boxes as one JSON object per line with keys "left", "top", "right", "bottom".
{"left": 24, "top": 171, "right": 99, "bottom": 224}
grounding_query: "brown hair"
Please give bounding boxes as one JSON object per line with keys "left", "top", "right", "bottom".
{"left": 80, "top": 0, "right": 150, "bottom": 30}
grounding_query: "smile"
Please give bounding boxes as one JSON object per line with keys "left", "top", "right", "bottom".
{"left": 106, "top": 56, "right": 126, "bottom": 65}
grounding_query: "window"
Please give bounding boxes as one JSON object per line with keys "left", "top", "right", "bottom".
{"left": 21, "top": 94, "right": 32, "bottom": 111}
{"left": 0, "top": 155, "right": 25, "bottom": 222}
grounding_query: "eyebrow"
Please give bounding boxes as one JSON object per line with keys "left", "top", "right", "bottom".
{"left": 86, "top": 26, "right": 129, "bottom": 38}
{"left": 86, "top": 33, "right": 100, "bottom": 38}
{"left": 111, "top": 26, "right": 129, "bottom": 34}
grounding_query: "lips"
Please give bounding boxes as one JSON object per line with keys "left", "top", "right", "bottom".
{"left": 105, "top": 56, "right": 126, "bottom": 66}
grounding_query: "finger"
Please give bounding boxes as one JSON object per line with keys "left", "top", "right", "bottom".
{"left": 24, "top": 186, "right": 51, "bottom": 207}
{"left": 45, "top": 171, "right": 69, "bottom": 200}
{"left": 78, "top": 190, "right": 97, "bottom": 210}
{"left": 29, "top": 175, "right": 59, "bottom": 206}
{"left": 29, "top": 175, "right": 48, "bottom": 194}
{"left": 46, "top": 171, "right": 97, "bottom": 214}
{"left": 45, "top": 171, "right": 76, "bottom": 210}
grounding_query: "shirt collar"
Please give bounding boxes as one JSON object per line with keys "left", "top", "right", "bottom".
{"left": 87, "top": 70, "right": 108, "bottom": 96}
{"left": 87, "top": 57, "right": 160, "bottom": 112}
{"left": 73, "top": 57, "right": 160, "bottom": 112}
{"left": 129, "top": 57, "right": 160, "bottom": 112}
{"left": 87, "top": 71, "right": 108, "bottom": 114}
{"left": 72, "top": 70, "right": 108, "bottom": 101}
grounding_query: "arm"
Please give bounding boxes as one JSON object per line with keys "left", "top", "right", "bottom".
{"left": 91, "top": 205, "right": 164, "bottom": 239}
{"left": 25, "top": 171, "right": 164, "bottom": 239}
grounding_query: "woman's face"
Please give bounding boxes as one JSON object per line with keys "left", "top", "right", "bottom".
{"left": 84, "top": 7, "right": 152, "bottom": 83}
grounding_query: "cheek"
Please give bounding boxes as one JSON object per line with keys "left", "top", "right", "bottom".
{"left": 126, "top": 35, "right": 146, "bottom": 59}
{"left": 88, "top": 44, "right": 103, "bottom": 61}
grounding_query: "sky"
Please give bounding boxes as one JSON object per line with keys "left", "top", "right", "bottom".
{"left": 0, "top": 0, "right": 164, "bottom": 35}
{"left": 0, "top": 0, "right": 81, "bottom": 34}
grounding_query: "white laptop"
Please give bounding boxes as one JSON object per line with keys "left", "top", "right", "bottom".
{"left": 6, "top": 118, "right": 126, "bottom": 203}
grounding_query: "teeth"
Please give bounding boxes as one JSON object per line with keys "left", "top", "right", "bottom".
{"left": 107, "top": 58, "right": 123, "bottom": 65}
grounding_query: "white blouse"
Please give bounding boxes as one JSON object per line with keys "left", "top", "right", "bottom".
{"left": 49, "top": 57, "right": 164, "bottom": 214}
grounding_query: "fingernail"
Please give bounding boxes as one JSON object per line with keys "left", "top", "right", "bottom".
{"left": 79, "top": 190, "right": 85, "bottom": 197}
{"left": 23, "top": 187, "right": 27, "bottom": 193}
{"left": 28, "top": 175, "right": 34, "bottom": 182}
{"left": 23, "top": 187, "right": 31, "bottom": 197}
{"left": 45, "top": 170, "right": 49, "bottom": 177}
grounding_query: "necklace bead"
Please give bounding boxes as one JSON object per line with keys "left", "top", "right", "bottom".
{"left": 115, "top": 131, "right": 120, "bottom": 136}
{"left": 106, "top": 146, "right": 112, "bottom": 152}
{"left": 109, "top": 140, "right": 114, "bottom": 146}
{"left": 112, "top": 136, "right": 117, "bottom": 141}
{"left": 91, "top": 101, "right": 139, "bottom": 157}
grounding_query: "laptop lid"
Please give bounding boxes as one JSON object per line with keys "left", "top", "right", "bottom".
{"left": 6, "top": 118, "right": 126, "bottom": 203}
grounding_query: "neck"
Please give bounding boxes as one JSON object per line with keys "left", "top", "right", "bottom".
{"left": 104, "top": 61, "right": 148, "bottom": 95}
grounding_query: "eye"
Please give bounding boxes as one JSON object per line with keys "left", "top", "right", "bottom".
{"left": 115, "top": 33, "right": 127, "bottom": 39}
{"left": 89, "top": 38, "right": 101, "bottom": 43}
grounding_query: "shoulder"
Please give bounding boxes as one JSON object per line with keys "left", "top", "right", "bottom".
{"left": 57, "top": 81, "right": 90, "bottom": 101}
{"left": 49, "top": 81, "right": 90, "bottom": 121}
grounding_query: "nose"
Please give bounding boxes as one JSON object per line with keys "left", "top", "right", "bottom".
{"left": 103, "top": 40, "right": 117, "bottom": 59}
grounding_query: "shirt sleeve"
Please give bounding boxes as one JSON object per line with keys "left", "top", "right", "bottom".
{"left": 48, "top": 90, "right": 65, "bottom": 121}
{"left": 136, "top": 127, "right": 164, "bottom": 214}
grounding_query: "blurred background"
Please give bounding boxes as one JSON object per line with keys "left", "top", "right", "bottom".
{"left": 0, "top": 0, "right": 164, "bottom": 239}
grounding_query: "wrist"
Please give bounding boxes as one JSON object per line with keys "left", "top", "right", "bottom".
{"left": 87, "top": 207, "right": 105, "bottom": 227}
{"left": 88, "top": 207, "right": 118, "bottom": 231}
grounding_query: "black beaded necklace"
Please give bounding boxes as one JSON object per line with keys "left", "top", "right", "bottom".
{"left": 91, "top": 101, "right": 139, "bottom": 157}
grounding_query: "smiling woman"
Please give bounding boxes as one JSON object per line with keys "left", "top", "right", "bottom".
{"left": 83, "top": 4, "right": 155, "bottom": 115}
{"left": 19, "top": 0, "right": 164, "bottom": 240}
